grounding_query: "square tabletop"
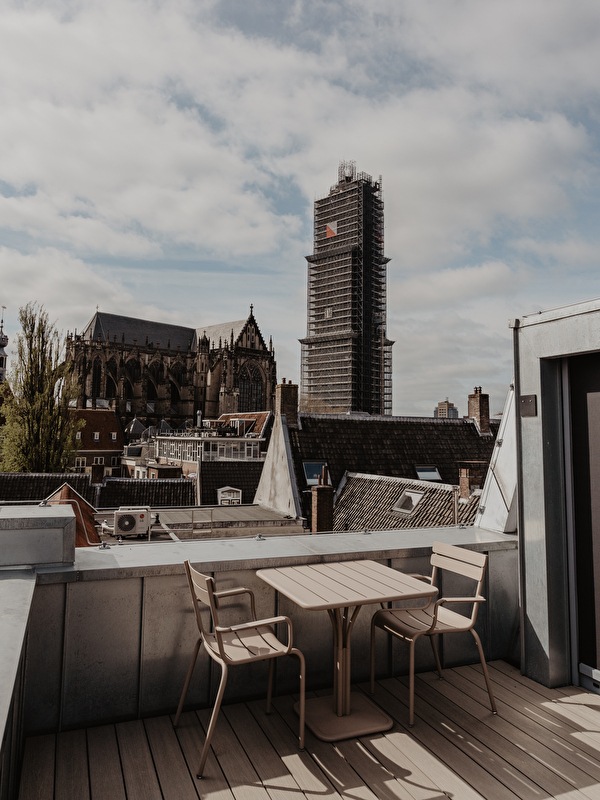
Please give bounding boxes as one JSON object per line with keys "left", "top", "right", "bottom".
{"left": 257, "top": 559, "right": 437, "bottom": 610}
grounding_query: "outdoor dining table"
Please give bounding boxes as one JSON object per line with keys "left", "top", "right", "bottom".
{"left": 256, "top": 559, "right": 438, "bottom": 741}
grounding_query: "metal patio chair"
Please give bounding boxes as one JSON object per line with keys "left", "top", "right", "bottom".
{"left": 174, "top": 560, "right": 306, "bottom": 778}
{"left": 370, "top": 541, "right": 497, "bottom": 726}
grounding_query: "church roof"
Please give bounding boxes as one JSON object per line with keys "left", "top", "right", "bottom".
{"left": 81, "top": 312, "right": 195, "bottom": 351}
{"left": 194, "top": 319, "right": 247, "bottom": 348}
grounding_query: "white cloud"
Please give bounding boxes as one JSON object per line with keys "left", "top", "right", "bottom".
{"left": 1, "top": 0, "right": 600, "bottom": 414}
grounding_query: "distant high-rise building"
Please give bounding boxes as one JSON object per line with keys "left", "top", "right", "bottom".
{"left": 434, "top": 398, "right": 459, "bottom": 419}
{"left": 300, "top": 162, "right": 393, "bottom": 414}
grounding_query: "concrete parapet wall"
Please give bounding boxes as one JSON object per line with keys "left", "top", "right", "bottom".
{"left": 18, "top": 527, "right": 518, "bottom": 734}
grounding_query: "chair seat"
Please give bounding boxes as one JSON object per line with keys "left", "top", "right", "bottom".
{"left": 205, "top": 624, "right": 289, "bottom": 664}
{"left": 374, "top": 604, "right": 473, "bottom": 638}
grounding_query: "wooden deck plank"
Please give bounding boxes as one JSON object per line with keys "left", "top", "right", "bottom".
{"left": 482, "top": 663, "right": 600, "bottom": 753}
{"left": 447, "top": 666, "right": 600, "bottom": 784}
{"left": 18, "top": 734, "right": 55, "bottom": 800}
{"left": 86, "top": 725, "right": 126, "bottom": 800}
{"left": 173, "top": 710, "right": 234, "bottom": 800}
{"left": 17, "top": 663, "right": 600, "bottom": 800}
{"left": 358, "top": 724, "right": 487, "bottom": 800}
{"left": 195, "top": 707, "right": 271, "bottom": 799}
{"left": 376, "top": 678, "right": 522, "bottom": 800}
{"left": 144, "top": 715, "right": 199, "bottom": 800}
{"left": 272, "top": 694, "right": 383, "bottom": 800}
{"left": 224, "top": 703, "right": 311, "bottom": 799}
{"left": 115, "top": 719, "right": 163, "bottom": 800}
{"left": 408, "top": 673, "right": 584, "bottom": 799}
{"left": 55, "top": 729, "right": 89, "bottom": 800}
{"left": 417, "top": 670, "right": 597, "bottom": 799}
{"left": 247, "top": 697, "right": 343, "bottom": 800}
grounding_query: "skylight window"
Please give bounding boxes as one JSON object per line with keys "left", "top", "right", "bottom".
{"left": 415, "top": 466, "right": 442, "bottom": 482}
{"left": 392, "top": 490, "right": 425, "bottom": 515}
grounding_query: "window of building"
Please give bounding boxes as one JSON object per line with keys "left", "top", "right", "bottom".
{"left": 325, "top": 307, "right": 333, "bottom": 319}
{"left": 75, "top": 431, "right": 81, "bottom": 440}
{"left": 415, "top": 466, "right": 442, "bottom": 482}
{"left": 303, "top": 461, "right": 328, "bottom": 486}
{"left": 93, "top": 432, "right": 100, "bottom": 441}
{"left": 93, "top": 456, "right": 105, "bottom": 465}
{"left": 111, "top": 432, "right": 117, "bottom": 441}
{"left": 111, "top": 456, "right": 119, "bottom": 466}
{"left": 392, "top": 490, "right": 425, "bottom": 515}
{"left": 75, "top": 457, "right": 86, "bottom": 468}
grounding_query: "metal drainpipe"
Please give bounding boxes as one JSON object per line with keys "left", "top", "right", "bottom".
{"left": 512, "top": 317, "right": 527, "bottom": 675}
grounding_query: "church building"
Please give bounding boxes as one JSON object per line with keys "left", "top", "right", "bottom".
{"left": 66, "top": 307, "right": 277, "bottom": 429}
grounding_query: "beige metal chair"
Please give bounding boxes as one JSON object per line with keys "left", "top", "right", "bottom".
{"left": 370, "top": 541, "right": 497, "bottom": 726}
{"left": 175, "top": 560, "right": 306, "bottom": 778}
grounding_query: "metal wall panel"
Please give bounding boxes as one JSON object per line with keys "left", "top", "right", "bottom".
{"left": 62, "top": 578, "right": 142, "bottom": 728}
{"left": 23, "top": 583, "right": 65, "bottom": 733}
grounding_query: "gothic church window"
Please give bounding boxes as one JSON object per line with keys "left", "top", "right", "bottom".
{"left": 238, "top": 363, "right": 264, "bottom": 411}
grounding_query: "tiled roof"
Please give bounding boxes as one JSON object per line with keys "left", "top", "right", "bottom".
{"left": 199, "top": 461, "right": 265, "bottom": 505}
{"left": 81, "top": 312, "right": 195, "bottom": 351}
{"left": 333, "top": 472, "right": 480, "bottom": 531}
{"left": 0, "top": 473, "right": 95, "bottom": 503}
{"left": 97, "top": 479, "right": 196, "bottom": 509}
{"left": 289, "top": 413, "right": 499, "bottom": 492}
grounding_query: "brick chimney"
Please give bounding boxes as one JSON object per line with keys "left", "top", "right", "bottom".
{"left": 311, "top": 467, "right": 334, "bottom": 533}
{"left": 275, "top": 378, "right": 299, "bottom": 427}
{"left": 459, "top": 466, "right": 471, "bottom": 499}
{"left": 468, "top": 386, "right": 490, "bottom": 434}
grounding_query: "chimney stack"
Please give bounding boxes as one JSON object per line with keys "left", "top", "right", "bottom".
{"left": 275, "top": 378, "right": 299, "bottom": 427}
{"left": 311, "top": 466, "right": 334, "bottom": 533}
{"left": 468, "top": 386, "right": 490, "bottom": 434}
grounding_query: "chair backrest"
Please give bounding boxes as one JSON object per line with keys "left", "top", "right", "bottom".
{"left": 430, "top": 542, "right": 487, "bottom": 624}
{"left": 184, "top": 560, "right": 220, "bottom": 638}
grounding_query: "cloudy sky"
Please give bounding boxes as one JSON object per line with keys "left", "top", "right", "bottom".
{"left": 2, "top": 0, "right": 600, "bottom": 416}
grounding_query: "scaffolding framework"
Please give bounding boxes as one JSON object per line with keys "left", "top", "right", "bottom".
{"left": 300, "top": 162, "right": 393, "bottom": 414}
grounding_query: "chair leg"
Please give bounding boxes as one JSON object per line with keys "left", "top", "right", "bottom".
{"left": 408, "top": 638, "right": 416, "bottom": 726}
{"left": 293, "top": 648, "right": 306, "bottom": 750}
{"left": 429, "top": 634, "right": 443, "bottom": 678}
{"left": 197, "top": 662, "right": 228, "bottom": 779}
{"left": 174, "top": 637, "right": 202, "bottom": 727}
{"left": 266, "top": 658, "right": 275, "bottom": 713}
{"left": 369, "top": 618, "right": 377, "bottom": 694}
{"left": 471, "top": 629, "right": 497, "bottom": 715}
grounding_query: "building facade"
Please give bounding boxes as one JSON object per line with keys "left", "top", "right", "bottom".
{"left": 434, "top": 398, "right": 459, "bottom": 418}
{"left": 66, "top": 307, "right": 277, "bottom": 430}
{"left": 300, "top": 161, "right": 393, "bottom": 414}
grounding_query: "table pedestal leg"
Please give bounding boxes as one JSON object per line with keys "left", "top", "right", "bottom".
{"left": 297, "top": 605, "right": 393, "bottom": 741}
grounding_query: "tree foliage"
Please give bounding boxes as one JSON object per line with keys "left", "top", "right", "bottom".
{"left": 0, "top": 303, "right": 80, "bottom": 472}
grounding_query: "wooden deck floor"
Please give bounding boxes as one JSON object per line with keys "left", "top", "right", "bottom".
{"left": 18, "top": 661, "right": 600, "bottom": 800}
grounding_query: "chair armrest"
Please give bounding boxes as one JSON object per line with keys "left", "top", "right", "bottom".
{"left": 214, "top": 586, "right": 257, "bottom": 618}
{"left": 437, "top": 595, "right": 486, "bottom": 606}
{"left": 408, "top": 573, "right": 434, "bottom": 583}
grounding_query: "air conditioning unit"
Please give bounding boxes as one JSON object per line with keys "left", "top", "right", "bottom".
{"left": 114, "top": 507, "right": 151, "bottom": 539}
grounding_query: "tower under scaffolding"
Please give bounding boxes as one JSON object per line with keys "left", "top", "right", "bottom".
{"left": 300, "top": 161, "right": 393, "bottom": 415}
